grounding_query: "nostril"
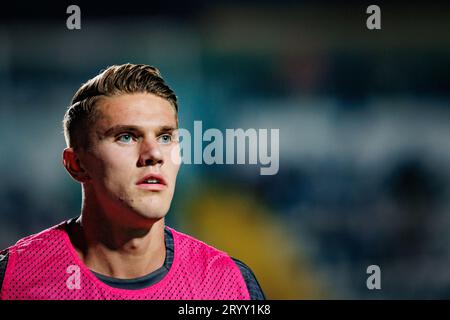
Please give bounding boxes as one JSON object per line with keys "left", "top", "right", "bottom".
{"left": 144, "top": 158, "right": 163, "bottom": 166}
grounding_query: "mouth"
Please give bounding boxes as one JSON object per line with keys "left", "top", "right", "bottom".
{"left": 136, "top": 173, "right": 167, "bottom": 191}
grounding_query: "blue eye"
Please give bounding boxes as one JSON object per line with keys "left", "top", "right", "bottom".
{"left": 117, "top": 134, "right": 134, "bottom": 144}
{"left": 158, "top": 134, "right": 172, "bottom": 144}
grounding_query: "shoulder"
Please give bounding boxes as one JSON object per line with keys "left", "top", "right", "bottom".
{"left": 166, "top": 226, "right": 228, "bottom": 257}
{"left": 166, "top": 226, "right": 266, "bottom": 300}
{"left": 0, "top": 221, "right": 69, "bottom": 270}
{"left": 167, "top": 227, "right": 240, "bottom": 271}
{"left": 0, "top": 249, "right": 10, "bottom": 294}
{"left": 231, "top": 257, "right": 266, "bottom": 300}
{"left": 9, "top": 222, "right": 66, "bottom": 253}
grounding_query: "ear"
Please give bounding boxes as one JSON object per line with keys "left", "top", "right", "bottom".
{"left": 62, "top": 147, "right": 91, "bottom": 183}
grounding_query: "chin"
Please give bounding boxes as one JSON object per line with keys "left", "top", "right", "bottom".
{"left": 126, "top": 197, "right": 171, "bottom": 222}
{"left": 136, "top": 206, "right": 169, "bottom": 221}
{"left": 141, "top": 212, "right": 167, "bottom": 221}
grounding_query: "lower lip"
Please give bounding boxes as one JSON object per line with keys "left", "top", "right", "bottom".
{"left": 136, "top": 183, "right": 167, "bottom": 191}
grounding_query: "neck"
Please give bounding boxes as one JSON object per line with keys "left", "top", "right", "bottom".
{"left": 69, "top": 192, "right": 166, "bottom": 279}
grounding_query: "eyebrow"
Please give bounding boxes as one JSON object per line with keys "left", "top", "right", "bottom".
{"left": 103, "top": 125, "right": 177, "bottom": 137}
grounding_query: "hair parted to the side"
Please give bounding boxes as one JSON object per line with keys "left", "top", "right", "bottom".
{"left": 63, "top": 63, "right": 178, "bottom": 150}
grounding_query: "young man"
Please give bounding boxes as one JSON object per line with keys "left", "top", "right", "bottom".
{"left": 0, "top": 64, "right": 265, "bottom": 300}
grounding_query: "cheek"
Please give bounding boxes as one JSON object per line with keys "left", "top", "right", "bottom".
{"left": 167, "top": 143, "right": 181, "bottom": 167}
{"left": 168, "top": 165, "right": 180, "bottom": 197}
{"left": 164, "top": 150, "right": 180, "bottom": 179}
{"left": 95, "top": 150, "right": 135, "bottom": 187}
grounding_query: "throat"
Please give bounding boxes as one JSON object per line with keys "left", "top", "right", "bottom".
{"left": 68, "top": 216, "right": 167, "bottom": 279}
{"left": 87, "top": 242, "right": 166, "bottom": 279}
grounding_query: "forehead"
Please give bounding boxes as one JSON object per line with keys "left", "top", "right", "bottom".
{"left": 95, "top": 93, "right": 177, "bottom": 129}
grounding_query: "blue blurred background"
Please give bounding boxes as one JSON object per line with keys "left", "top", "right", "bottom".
{"left": 1, "top": 0, "right": 450, "bottom": 299}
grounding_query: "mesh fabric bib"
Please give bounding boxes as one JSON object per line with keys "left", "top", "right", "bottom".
{"left": 1, "top": 222, "right": 250, "bottom": 300}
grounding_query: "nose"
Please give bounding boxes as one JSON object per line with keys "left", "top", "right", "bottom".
{"left": 137, "top": 137, "right": 163, "bottom": 167}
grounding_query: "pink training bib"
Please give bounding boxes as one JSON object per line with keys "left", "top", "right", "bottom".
{"left": 1, "top": 221, "right": 250, "bottom": 300}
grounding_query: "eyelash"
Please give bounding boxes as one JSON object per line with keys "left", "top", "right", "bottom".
{"left": 158, "top": 134, "right": 173, "bottom": 144}
{"left": 116, "top": 133, "right": 173, "bottom": 144}
{"left": 116, "top": 133, "right": 137, "bottom": 143}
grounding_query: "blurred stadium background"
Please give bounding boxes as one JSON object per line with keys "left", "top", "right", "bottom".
{"left": 1, "top": 1, "right": 450, "bottom": 299}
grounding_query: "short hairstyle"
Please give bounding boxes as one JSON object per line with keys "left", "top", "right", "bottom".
{"left": 63, "top": 63, "right": 178, "bottom": 150}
